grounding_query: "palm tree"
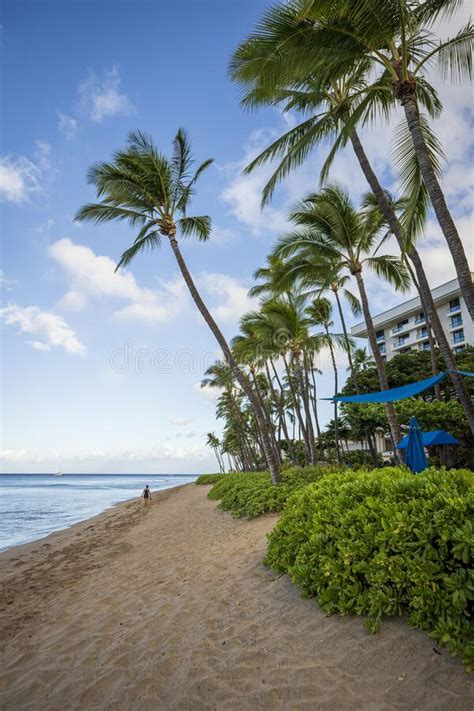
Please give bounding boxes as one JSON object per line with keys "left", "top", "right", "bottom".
{"left": 75, "top": 130, "right": 280, "bottom": 484}
{"left": 202, "top": 360, "right": 259, "bottom": 472}
{"left": 351, "top": 347, "right": 374, "bottom": 375}
{"left": 230, "top": 2, "right": 474, "bottom": 431}
{"left": 231, "top": 0, "right": 474, "bottom": 318}
{"left": 206, "top": 432, "right": 225, "bottom": 473}
{"left": 260, "top": 297, "right": 321, "bottom": 464}
{"left": 274, "top": 185, "right": 411, "bottom": 452}
{"left": 234, "top": 314, "right": 298, "bottom": 465}
{"left": 306, "top": 297, "right": 349, "bottom": 463}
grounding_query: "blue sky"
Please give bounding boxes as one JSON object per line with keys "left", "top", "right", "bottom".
{"left": 1, "top": 0, "right": 473, "bottom": 473}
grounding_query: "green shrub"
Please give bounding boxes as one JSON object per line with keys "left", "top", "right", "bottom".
{"left": 265, "top": 466, "right": 474, "bottom": 669}
{"left": 195, "top": 473, "right": 227, "bottom": 485}
{"left": 207, "top": 466, "right": 341, "bottom": 519}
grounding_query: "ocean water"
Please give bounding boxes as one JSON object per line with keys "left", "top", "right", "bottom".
{"left": 0, "top": 474, "right": 197, "bottom": 552}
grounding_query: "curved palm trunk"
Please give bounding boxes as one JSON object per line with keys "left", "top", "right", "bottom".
{"left": 400, "top": 96, "right": 474, "bottom": 320}
{"left": 168, "top": 235, "right": 281, "bottom": 483}
{"left": 349, "top": 129, "right": 474, "bottom": 434}
{"left": 352, "top": 269, "right": 402, "bottom": 456}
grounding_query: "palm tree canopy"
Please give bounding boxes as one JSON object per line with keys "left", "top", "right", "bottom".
{"left": 75, "top": 129, "right": 214, "bottom": 269}
{"left": 273, "top": 184, "right": 411, "bottom": 292}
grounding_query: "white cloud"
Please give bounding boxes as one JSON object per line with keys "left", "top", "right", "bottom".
{"left": 57, "top": 112, "right": 77, "bottom": 139}
{"left": 0, "top": 449, "right": 28, "bottom": 463}
{"left": 194, "top": 381, "right": 221, "bottom": 402}
{"left": 50, "top": 238, "right": 187, "bottom": 323}
{"left": 199, "top": 272, "right": 257, "bottom": 323}
{"left": 219, "top": 128, "right": 290, "bottom": 236}
{"left": 0, "top": 269, "right": 15, "bottom": 291}
{"left": 209, "top": 225, "right": 239, "bottom": 245}
{"left": 170, "top": 417, "right": 194, "bottom": 426}
{"left": 0, "top": 142, "right": 52, "bottom": 203}
{"left": 0, "top": 303, "right": 86, "bottom": 355}
{"left": 26, "top": 340, "right": 52, "bottom": 352}
{"left": 78, "top": 66, "right": 134, "bottom": 123}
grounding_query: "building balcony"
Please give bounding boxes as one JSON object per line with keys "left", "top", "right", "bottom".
{"left": 415, "top": 315, "right": 425, "bottom": 325}
{"left": 415, "top": 329, "right": 429, "bottom": 341}
{"left": 448, "top": 317, "right": 463, "bottom": 330}
{"left": 391, "top": 323, "right": 410, "bottom": 335}
{"left": 392, "top": 337, "right": 411, "bottom": 351}
{"left": 451, "top": 333, "right": 465, "bottom": 346}
{"left": 447, "top": 304, "right": 461, "bottom": 314}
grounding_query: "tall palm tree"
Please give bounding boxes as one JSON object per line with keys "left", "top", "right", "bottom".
{"left": 234, "top": 314, "right": 298, "bottom": 464}
{"left": 230, "top": 2, "right": 474, "bottom": 431}
{"left": 231, "top": 0, "right": 474, "bottom": 317}
{"left": 202, "top": 360, "right": 259, "bottom": 471}
{"left": 306, "top": 297, "right": 349, "bottom": 463}
{"left": 206, "top": 432, "right": 225, "bottom": 473}
{"left": 260, "top": 297, "right": 321, "bottom": 464}
{"left": 274, "top": 185, "right": 411, "bottom": 452}
{"left": 75, "top": 130, "right": 280, "bottom": 484}
{"left": 351, "top": 347, "right": 374, "bottom": 375}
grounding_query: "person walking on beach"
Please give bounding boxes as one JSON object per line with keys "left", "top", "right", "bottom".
{"left": 142, "top": 484, "right": 151, "bottom": 506}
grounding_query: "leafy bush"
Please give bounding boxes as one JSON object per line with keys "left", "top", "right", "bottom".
{"left": 265, "top": 466, "right": 474, "bottom": 668}
{"left": 207, "top": 466, "right": 341, "bottom": 519}
{"left": 195, "top": 473, "right": 227, "bottom": 485}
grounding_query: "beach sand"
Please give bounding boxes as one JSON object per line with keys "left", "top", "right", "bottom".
{"left": 1, "top": 483, "right": 472, "bottom": 711}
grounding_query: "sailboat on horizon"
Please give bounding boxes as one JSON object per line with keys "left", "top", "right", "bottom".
{"left": 54, "top": 466, "right": 64, "bottom": 477}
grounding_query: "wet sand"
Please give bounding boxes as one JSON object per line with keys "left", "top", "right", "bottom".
{"left": 1, "top": 483, "right": 472, "bottom": 710}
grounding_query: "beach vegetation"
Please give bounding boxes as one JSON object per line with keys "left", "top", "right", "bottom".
{"left": 207, "top": 466, "right": 341, "bottom": 519}
{"left": 265, "top": 466, "right": 474, "bottom": 669}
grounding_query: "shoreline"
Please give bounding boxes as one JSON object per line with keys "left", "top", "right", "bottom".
{"left": 0, "top": 478, "right": 195, "bottom": 555}
{"left": 1, "top": 483, "right": 472, "bottom": 710}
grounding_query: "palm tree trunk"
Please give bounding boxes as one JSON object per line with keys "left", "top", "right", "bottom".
{"left": 405, "top": 261, "right": 441, "bottom": 400}
{"left": 294, "top": 353, "right": 317, "bottom": 464}
{"left": 265, "top": 361, "right": 297, "bottom": 465}
{"left": 349, "top": 129, "right": 474, "bottom": 434}
{"left": 168, "top": 235, "right": 281, "bottom": 483}
{"left": 309, "top": 364, "right": 322, "bottom": 437}
{"left": 352, "top": 269, "right": 402, "bottom": 454}
{"left": 282, "top": 353, "right": 311, "bottom": 463}
{"left": 333, "top": 289, "right": 357, "bottom": 385}
{"left": 325, "top": 330, "right": 341, "bottom": 465}
{"left": 400, "top": 96, "right": 474, "bottom": 320}
{"left": 250, "top": 370, "right": 281, "bottom": 465}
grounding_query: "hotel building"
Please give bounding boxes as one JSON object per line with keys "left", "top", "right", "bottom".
{"left": 351, "top": 275, "right": 474, "bottom": 361}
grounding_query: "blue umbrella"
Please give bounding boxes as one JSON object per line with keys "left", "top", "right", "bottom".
{"left": 404, "top": 416, "right": 428, "bottom": 474}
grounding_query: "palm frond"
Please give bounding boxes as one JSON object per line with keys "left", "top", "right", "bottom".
{"left": 74, "top": 203, "right": 149, "bottom": 227}
{"left": 365, "top": 255, "right": 411, "bottom": 292}
{"left": 177, "top": 215, "right": 211, "bottom": 241}
{"left": 419, "top": 22, "right": 474, "bottom": 84}
{"left": 342, "top": 288, "right": 362, "bottom": 316}
{"left": 115, "top": 232, "right": 162, "bottom": 271}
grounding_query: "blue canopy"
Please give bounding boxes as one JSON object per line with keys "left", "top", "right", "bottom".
{"left": 397, "top": 429, "right": 460, "bottom": 449}
{"left": 405, "top": 417, "right": 428, "bottom": 473}
{"left": 326, "top": 370, "right": 474, "bottom": 404}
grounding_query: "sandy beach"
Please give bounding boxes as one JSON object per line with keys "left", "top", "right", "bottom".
{"left": 1, "top": 483, "right": 472, "bottom": 711}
